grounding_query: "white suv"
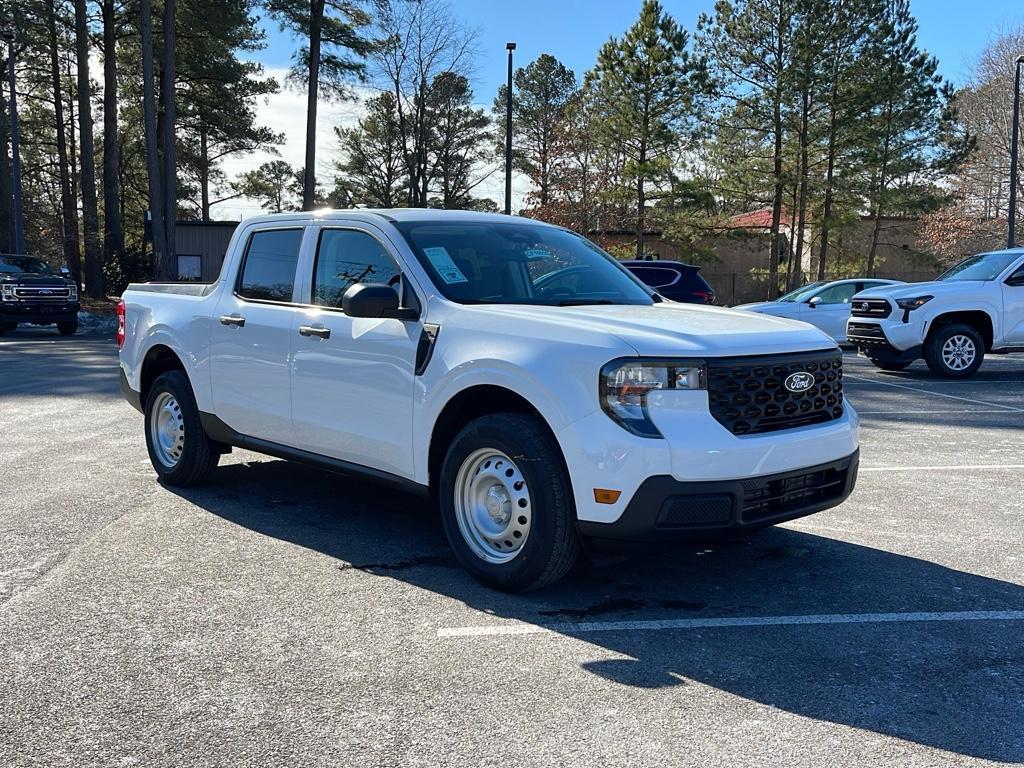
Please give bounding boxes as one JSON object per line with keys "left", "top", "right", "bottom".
{"left": 118, "top": 210, "right": 860, "bottom": 591}
{"left": 848, "top": 248, "right": 1024, "bottom": 377}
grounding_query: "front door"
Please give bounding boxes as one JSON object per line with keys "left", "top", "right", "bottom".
{"left": 1002, "top": 262, "right": 1024, "bottom": 345}
{"left": 801, "top": 282, "right": 859, "bottom": 340}
{"left": 290, "top": 226, "right": 419, "bottom": 479}
{"left": 210, "top": 227, "right": 305, "bottom": 445}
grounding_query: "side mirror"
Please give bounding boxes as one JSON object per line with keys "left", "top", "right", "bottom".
{"left": 808, "top": 295, "right": 822, "bottom": 308}
{"left": 342, "top": 283, "right": 418, "bottom": 320}
{"left": 59, "top": 266, "right": 71, "bottom": 278}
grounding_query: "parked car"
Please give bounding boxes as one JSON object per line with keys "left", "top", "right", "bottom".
{"left": 847, "top": 248, "right": 1024, "bottom": 377}
{"left": 735, "top": 278, "right": 903, "bottom": 342}
{"left": 118, "top": 210, "right": 859, "bottom": 591}
{"left": 622, "top": 260, "right": 716, "bottom": 304}
{"left": 0, "top": 255, "right": 80, "bottom": 336}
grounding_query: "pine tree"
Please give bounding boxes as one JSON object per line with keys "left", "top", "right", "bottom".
{"left": 336, "top": 91, "right": 406, "bottom": 207}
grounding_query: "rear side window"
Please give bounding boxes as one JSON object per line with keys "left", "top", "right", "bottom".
{"left": 236, "top": 229, "right": 303, "bottom": 302}
{"left": 313, "top": 229, "right": 401, "bottom": 309}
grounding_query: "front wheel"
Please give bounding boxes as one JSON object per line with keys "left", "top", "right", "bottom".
{"left": 144, "top": 370, "right": 220, "bottom": 486}
{"left": 869, "top": 358, "right": 910, "bottom": 372}
{"left": 439, "top": 413, "right": 580, "bottom": 592}
{"left": 57, "top": 321, "right": 78, "bottom": 336}
{"left": 924, "top": 323, "right": 984, "bottom": 378}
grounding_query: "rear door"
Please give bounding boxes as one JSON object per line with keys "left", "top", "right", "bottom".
{"left": 210, "top": 227, "right": 305, "bottom": 444}
{"left": 289, "top": 224, "right": 420, "bottom": 478}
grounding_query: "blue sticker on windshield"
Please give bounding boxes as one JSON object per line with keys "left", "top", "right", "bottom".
{"left": 524, "top": 248, "right": 553, "bottom": 260}
{"left": 423, "top": 246, "right": 469, "bottom": 284}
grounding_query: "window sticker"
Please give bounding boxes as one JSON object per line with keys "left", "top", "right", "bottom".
{"left": 423, "top": 246, "right": 469, "bottom": 284}
{"left": 524, "top": 248, "right": 553, "bottom": 260}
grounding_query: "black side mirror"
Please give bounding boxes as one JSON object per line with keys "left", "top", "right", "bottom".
{"left": 59, "top": 266, "right": 71, "bottom": 278}
{"left": 342, "top": 283, "right": 418, "bottom": 320}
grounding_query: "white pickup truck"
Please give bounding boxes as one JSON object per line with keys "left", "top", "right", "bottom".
{"left": 118, "top": 210, "right": 859, "bottom": 591}
{"left": 847, "top": 248, "right": 1024, "bottom": 377}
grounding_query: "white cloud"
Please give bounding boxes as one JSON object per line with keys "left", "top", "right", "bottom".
{"left": 209, "top": 67, "right": 531, "bottom": 219}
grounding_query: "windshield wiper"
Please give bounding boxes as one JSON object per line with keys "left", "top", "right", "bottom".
{"left": 556, "top": 298, "right": 618, "bottom": 306}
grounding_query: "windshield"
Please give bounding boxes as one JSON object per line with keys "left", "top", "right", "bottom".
{"left": 0, "top": 255, "right": 53, "bottom": 275}
{"left": 394, "top": 220, "right": 654, "bottom": 306}
{"left": 777, "top": 282, "right": 826, "bottom": 302}
{"left": 937, "top": 252, "right": 1021, "bottom": 282}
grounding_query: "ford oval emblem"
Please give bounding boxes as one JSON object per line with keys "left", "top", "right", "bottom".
{"left": 785, "top": 371, "right": 815, "bottom": 393}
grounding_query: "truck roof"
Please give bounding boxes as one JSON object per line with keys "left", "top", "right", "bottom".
{"left": 239, "top": 208, "right": 556, "bottom": 228}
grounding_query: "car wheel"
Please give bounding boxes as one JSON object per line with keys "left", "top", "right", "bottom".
{"left": 869, "top": 358, "right": 910, "bottom": 372}
{"left": 144, "top": 370, "right": 220, "bottom": 486}
{"left": 439, "top": 412, "right": 580, "bottom": 592}
{"left": 924, "top": 323, "right": 984, "bottom": 378}
{"left": 57, "top": 321, "right": 78, "bottom": 336}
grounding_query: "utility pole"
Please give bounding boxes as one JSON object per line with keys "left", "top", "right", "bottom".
{"left": 4, "top": 28, "right": 24, "bottom": 255}
{"left": 1008, "top": 55, "right": 1024, "bottom": 249}
{"left": 504, "top": 42, "right": 516, "bottom": 216}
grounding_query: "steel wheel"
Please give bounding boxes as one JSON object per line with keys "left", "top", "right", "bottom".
{"left": 941, "top": 334, "right": 976, "bottom": 372}
{"left": 149, "top": 391, "right": 185, "bottom": 468}
{"left": 453, "top": 448, "right": 532, "bottom": 564}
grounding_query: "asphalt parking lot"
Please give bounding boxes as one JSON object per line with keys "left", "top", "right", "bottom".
{"left": 2, "top": 327, "right": 1023, "bottom": 767}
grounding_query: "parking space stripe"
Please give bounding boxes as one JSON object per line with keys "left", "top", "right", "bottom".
{"left": 859, "top": 464, "right": 1024, "bottom": 472}
{"left": 856, "top": 408, "right": 1014, "bottom": 415}
{"left": 844, "top": 374, "right": 1024, "bottom": 412}
{"left": 437, "top": 610, "right": 1024, "bottom": 638}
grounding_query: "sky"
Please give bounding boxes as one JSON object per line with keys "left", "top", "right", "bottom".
{"left": 211, "top": 0, "right": 1024, "bottom": 220}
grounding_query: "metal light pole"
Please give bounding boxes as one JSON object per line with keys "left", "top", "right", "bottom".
{"left": 504, "top": 42, "right": 516, "bottom": 216}
{"left": 4, "top": 28, "right": 24, "bottom": 255}
{"left": 1009, "top": 55, "right": 1024, "bottom": 249}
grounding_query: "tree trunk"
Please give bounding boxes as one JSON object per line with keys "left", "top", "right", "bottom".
{"left": 102, "top": 0, "right": 124, "bottom": 262}
{"left": 141, "top": 0, "right": 167, "bottom": 276}
{"left": 161, "top": 0, "right": 177, "bottom": 275}
{"left": 793, "top": 88, "right": 811, "bottom": 291}
{"left": 0, "top": 52, "right": 14, "bottom": 255}
{"left": 47, "top": 0, "right": 82, "bottom": 286}
{"left": 200, "top": 127, "right": 210, "bottom": 221}
{"left": 303, "top": 0, "right": 325, "bottom": 211}
{"left": 75, "top": 0, "right": 105, "bottom": 298}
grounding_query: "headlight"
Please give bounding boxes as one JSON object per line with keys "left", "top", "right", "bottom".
{"left": 1, "top": 284, "right": 17, "bottom": 301}
{"left": 600, "top": 358, "right": 706, "bottom": 438}
{"left": 895, "top": 295, "right": 932, "bottom": 311}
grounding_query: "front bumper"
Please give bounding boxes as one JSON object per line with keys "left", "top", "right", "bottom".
{"left": 579, "top": 449, "right": 859, "bottom": 550}
{"left": 0, "top": 302, "right": 80, "bottom": 324}
{"left": 847, "top": 319, "right": 923, "bottom": 361}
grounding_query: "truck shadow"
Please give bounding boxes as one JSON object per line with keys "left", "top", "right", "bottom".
{"left": 169, "top": 458, "right": 1024, "bottom": 762}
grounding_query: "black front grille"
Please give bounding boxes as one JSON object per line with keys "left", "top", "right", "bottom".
{"left": 847, "top": 322, "right": 890, "bottom": 348}
{"left": 850, "top": 298, "right": 892, "bottom": 318}
{"left": 13, "top": 286, "right": 73, "bottom": 303}
{"left": 706, "top": 350, "right": 844, "bottom": 436}
{"left": 741, "top": 463, "right": 850, "bottom": 523}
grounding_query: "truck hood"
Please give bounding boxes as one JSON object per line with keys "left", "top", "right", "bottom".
{"left": 733, "top": 301, "right": 793, "bottom": 314}
{"left": 0, "top": 273, "right": 70, "bottom": 286}
{"left": 473, "top": 302, "right": 836, "bottom": 357}
{"left": 854, "top": 280, "right": 985, "bottom": 301}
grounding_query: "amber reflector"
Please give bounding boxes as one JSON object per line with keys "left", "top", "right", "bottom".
{"left": 593, "top": 489, "right": 622, "bottom": 504}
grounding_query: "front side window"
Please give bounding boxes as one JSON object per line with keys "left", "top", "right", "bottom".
{"left": 394, "top": 220, "right": 653, "bottom": 306}
{"left": 938, "top": 252, "right": 1021, "bottom": 282}
{"left": 236, "top": 229, "right": 303, "bottom": 302}
{"left": 814, "top": 283, "right": 858, "bottom": 305}
{"left": 777, "top": 282, "right": 825, "bottom": 303}
{"left": 312, "top": 229, "right": 401, "bottom": 309}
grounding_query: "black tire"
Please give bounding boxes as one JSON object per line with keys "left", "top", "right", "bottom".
{"left": 439, "top": 413, "right": 580, "bottom": 592}
{"left": 869, "top": 358, "right": 910, "bottom": 372}
{"left": 144, "top": 370, "right": 220, "bottom": 486}
{"left": 57, "top": 321, "right": 78, "bottom": 336}
{"left": 924, "top": 323, "right": 984, "bottom": 379}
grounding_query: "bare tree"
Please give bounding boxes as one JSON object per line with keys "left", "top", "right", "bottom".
{"left": 370, "top": 0, "right": 478, "bottom": 207}
{"left": 101, "top": 0, "right": 124, "bottom": 261}
{"left": 140, "top": 0, "right": 167, "bottom": 276}
{"left": 74, "top": 0, "right": 105, "bottom": 296}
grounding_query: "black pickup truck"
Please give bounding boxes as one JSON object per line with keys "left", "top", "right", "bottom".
{"left": 0, "top": 255, "right": 81, "bottom": 336}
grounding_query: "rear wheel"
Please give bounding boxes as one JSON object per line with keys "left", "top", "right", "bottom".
{"left": 869, "top": 358, "right": 910, "bottom": 372}
{"left": 57, "top": 321, "right": 78, "bottom": 336}
{"left": 924, "top": 323, "right": 984, "bottom": 378}
{"left": 439, "top": 413, "right": 580, "bottom": 592}
{"left": 144, "top": 370, "right": 219, "bottom": 486}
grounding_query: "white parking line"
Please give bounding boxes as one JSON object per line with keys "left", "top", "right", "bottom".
{"left": 856, "top": 408, "right": 1013, "bottom": 415}
{"left": 438, "top": 610, "right": 1024, "bottom": 638}
{"left": 859, "top": 464, "right": 1024, "bottom": 472}
{"left": 844, "top": 374, "right": 1024, "bottom": 412}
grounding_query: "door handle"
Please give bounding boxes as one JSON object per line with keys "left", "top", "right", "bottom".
{"left": 298, "top": 325, "right": 331, "bottom": 340}
{"left": 219, "top": 315, "right": 245, "bottom": 327}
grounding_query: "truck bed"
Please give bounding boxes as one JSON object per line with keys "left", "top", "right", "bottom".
{"left": 125, "top": 282, "right": 218, "bottom": 297}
